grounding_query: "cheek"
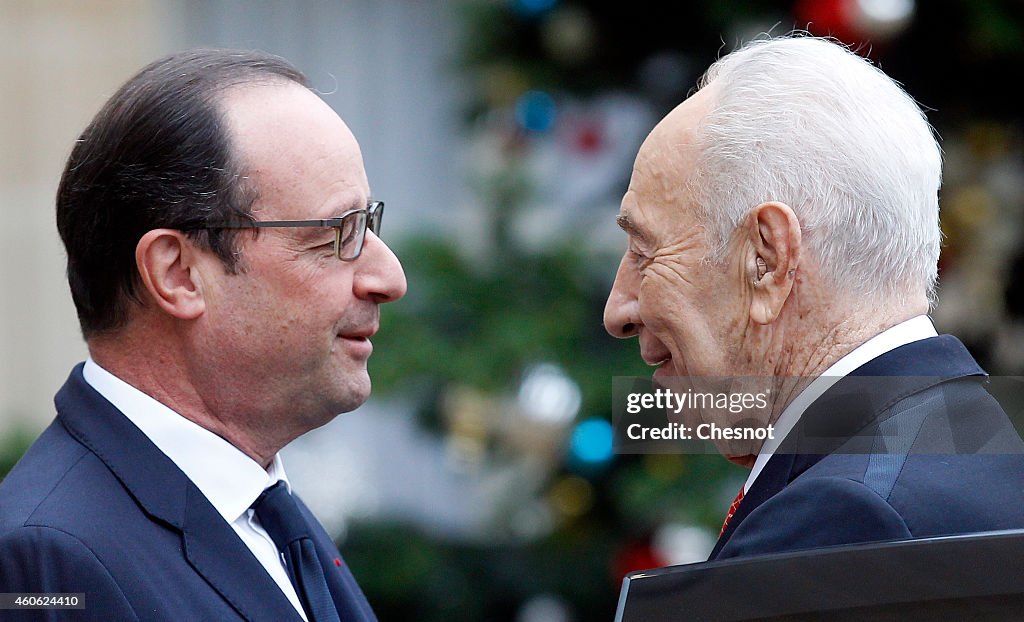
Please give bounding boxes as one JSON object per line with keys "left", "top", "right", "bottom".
{"left": 638, "top": 281, "right": 694, "bottom": 353}
{"left": 220, "top": 282, "right": 318, "bottom": 347}
{"left": 640, "top": 276, "right": 725, "bottom": 362}
{"left": 311, "top": 277, "right": 357, "bottom": 318}
{"left": 638, "top": 270, "right": 693, "bottom": 330}
{"left": 266, "top": 263, "right": 345, "bottom": 314}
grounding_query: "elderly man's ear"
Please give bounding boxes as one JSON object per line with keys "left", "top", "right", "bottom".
{"left": 135, "top": 229, "right": 208, "bottom": 321}
{"left": 745, "top": 201, "right": 801, "bottom": 325}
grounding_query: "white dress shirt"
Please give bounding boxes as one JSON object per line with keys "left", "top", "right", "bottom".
{"left": 83, "top": 358, "right": 308, "bottom": 621}
{"left": 743, "top": 315, "right": 939, "bottom": 494}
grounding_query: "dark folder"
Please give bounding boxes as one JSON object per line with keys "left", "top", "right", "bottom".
{"left": 615, "top": 529, "right": 1024, "bottom": 621}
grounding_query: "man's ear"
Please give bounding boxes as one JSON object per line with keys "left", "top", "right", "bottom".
{"left": 746, "top": 201, "right": 801, "bottom": 325}
{"left": 135, "top": 229, "right": 207, "bottom": 321}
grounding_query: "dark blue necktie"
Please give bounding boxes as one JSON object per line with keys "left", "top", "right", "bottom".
{"left": 253, "top": 481, "right": 341, "bottom": 622}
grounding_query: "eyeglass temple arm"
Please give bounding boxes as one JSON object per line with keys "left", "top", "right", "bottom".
{"left": 212, "top": 218, "right": 344, "bottom": 229}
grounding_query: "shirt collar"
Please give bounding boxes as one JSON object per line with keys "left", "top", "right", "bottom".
{"left": 82, "top": 358, "right": 289, "bottom": 523}
{"left": 742, "top": 315, "right": 938, "bottom": 493}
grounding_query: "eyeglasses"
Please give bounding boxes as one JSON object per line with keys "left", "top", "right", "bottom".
{"left": 202, "top": 200, "right": 384, "bottom": 261}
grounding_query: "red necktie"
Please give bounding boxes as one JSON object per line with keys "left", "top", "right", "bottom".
{"left": 719, "top": 486, "right": 745, "bottom": 536}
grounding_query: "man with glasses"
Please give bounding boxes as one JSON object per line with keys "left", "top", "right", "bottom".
{"left": 0, "top": 49, "right": 404, "bottom": 621}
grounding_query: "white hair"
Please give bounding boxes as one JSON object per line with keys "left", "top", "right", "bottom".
{"left": 690, "top": 35, "right": 942, "bottom": 305}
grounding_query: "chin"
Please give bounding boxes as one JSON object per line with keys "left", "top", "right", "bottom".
{"left": 328, "top": 375, "right": 372, "bottom": 415}
{"left": 302, "top": 396, "right": 366, "bottom": 432}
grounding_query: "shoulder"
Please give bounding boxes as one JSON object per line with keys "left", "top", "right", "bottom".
{"left": 0, "top": 525, "right": 138, "bottom": 620}
{"left": 0, "top": 419, "right": 92, "bottom": 531}
{"left": 0, "top": 418, "right": 145, "bottom": 545}
{"left": 0, "top": 418, "right": 132, "bottom": 528}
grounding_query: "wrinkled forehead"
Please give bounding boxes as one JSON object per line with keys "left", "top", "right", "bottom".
{"left": 627, "top": 87, "right": 714, "bottom": 205}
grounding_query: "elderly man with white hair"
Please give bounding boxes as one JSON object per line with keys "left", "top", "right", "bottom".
{"left": 604, "top": 34, "right": 1024, "bottom": 560}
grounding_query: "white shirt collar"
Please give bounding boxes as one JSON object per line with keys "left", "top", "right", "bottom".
{"left": 82, "top": 358, "right": 289, "bottom": 523}
{"left": 742, "top": 315, "right": 939, "bottom": 493}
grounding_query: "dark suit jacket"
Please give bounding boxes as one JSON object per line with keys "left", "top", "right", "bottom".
{"left": 0, "top": 364, "right": 377, "bottom": 621}
{"left": 711, "top": 335, "right": 1024, "bottom": 561}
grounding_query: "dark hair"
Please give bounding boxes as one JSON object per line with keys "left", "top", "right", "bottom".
{"left": 56, "top": 48, "right": 309, "bottom": 337}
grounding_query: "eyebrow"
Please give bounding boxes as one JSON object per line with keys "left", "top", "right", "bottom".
{"left": 616, "top": 212, "right": 653, "bottom": 246}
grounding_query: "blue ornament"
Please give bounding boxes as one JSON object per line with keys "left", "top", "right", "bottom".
{"left": 511, "top": 0, "right": 559, "bottom": 17}
{"left": 515, "top": 90, "right": 557, "bottom": 133}
{"left": 570, "top": 418, "right": 614, "bottom": 464}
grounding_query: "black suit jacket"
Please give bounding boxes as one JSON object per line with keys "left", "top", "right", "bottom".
{"left": 711, "top": 335, "right": 1024, "bottom": 560}
{"left": 0, "top": 364, "right": 377, "bottom": 621}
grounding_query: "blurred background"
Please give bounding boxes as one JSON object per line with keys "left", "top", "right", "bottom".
{"left": 2, "top": 0, "right": 1023, "bottom": 620}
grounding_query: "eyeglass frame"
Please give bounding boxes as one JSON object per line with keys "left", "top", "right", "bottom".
{"left": 195, "top": 200, "right": 384, "bottom": 261}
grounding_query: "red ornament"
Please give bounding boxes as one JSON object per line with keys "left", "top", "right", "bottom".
{"left": 794, "top": 0, "right": 913, "bottom": 49}
{"left": 612, "top": 539, "right": 668, "bottom": 585}
{"left": 574, "top": 123, "right": 604, "bottom": 154}
{"left": 793, "top": 0, "right": 860, "bottom": 46}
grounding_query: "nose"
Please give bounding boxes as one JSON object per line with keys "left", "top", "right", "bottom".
{"left": 604, "top": 253, "right": 641, "bottom": 338}
{"left": 353, "top": 231, "right": 407, "bottom": 303}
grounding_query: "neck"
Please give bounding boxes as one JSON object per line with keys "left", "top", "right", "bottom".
{"left": 763, "top": 289, "right": 928, "bottom": 415}
{"left": 88, "top": 327, "right": 286, "bottom": 470}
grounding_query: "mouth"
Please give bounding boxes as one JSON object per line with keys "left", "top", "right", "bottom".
{"left": 646, "top": 353, "right": 675, "bottom": 380}
{"left": 640, "top": 334, "right": 674, "bottom": 379}
{"left": 340, "top": 326, "right": 378, "bottom": 340}
{"left": 642, "top": 353, "right": 671, "bottom": 367}
{"left": 338, "top": 318, "right": 379, "bottom": 339}
{"left": 337, "top": 325, "right": 378, "bottom": 356}
{"left": 640, "top": 339, "right": 672, "bottom": 368}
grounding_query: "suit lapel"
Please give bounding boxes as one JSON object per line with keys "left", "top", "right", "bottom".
{"left": 182, "top": 485, "right": 304, "bottom": 621}
{"left": 708, "top": 451, "right": 797, "bottom": 559}
{"left": 709, "top": 336, "right": 986, "bottom": 559}
{"left": 55, "top": 364, "right": 302, "bottom": 621}
{"left": 296, "top": 497, "right": 377, "bottom": 621}
{"left": 57, "top": 364, "right": 188, "bottom": 529}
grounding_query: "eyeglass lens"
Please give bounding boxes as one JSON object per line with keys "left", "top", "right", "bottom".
{"left": 368, "top": 201, "right": 383, "bottom": 235}
{"left": 334, "top": 201, "right": 383, "bottom": 261}
{"left": 336, "top": 210, "right": 367, "bottom": 260}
